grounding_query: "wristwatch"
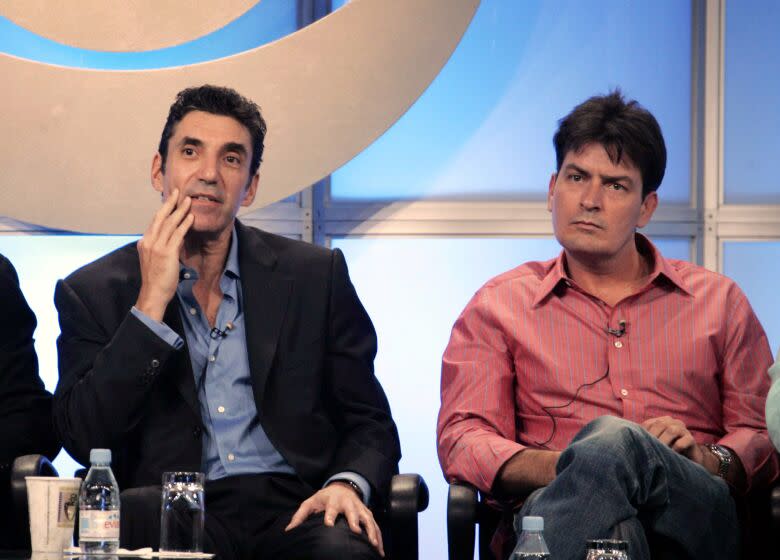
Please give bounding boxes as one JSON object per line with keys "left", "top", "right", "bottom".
{"left": 705, "top": 443, "right": 733, "bottom": 479}
{"left": 330, "top": 478, "right": 364, "bottom": 501}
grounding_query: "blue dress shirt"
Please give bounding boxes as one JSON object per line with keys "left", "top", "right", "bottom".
{"left": 131, "top": 228, "right": 370, "bottom": 502}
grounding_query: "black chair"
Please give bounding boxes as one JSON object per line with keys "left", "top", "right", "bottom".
{"left": 1, "top": 454, "right": 59, "bottom": 553}
{"left": 447, "top": 482, "right": 501, "bottom": 560}
{"left": 118, "top": 472, "right": 429, "bottom": 560}
{"left": 387, "top": 473, "right": 430, "bottom": 559}
{"left": 447, "top": 479, "right": 780, "bottom": 559}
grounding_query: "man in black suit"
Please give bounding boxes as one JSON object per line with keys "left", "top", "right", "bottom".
{"left": 53, "top": 85, "right": 400, "bottom": 560}
{"left": 0, "top": 254, "right": 60, "bottom": 547}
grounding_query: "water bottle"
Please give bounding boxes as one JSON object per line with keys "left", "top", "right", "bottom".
{"left": 511, "top": 515, "right": 551, "bottom": 559}
{"left": 79, "top": 448, "right": 121, "bottom": 553}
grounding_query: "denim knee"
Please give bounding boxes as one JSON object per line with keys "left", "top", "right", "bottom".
{"left": 580, "top": 416, "right": 645, "bottom": 445}
{"left": 559, "top": 416, "right": 650, "bottom": 473}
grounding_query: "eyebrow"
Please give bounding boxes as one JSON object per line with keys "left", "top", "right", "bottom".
{"left": 178, "top": 137, "right": 248, "bottom": 157}
{"left": 179, "top": 136, "right": 203, "bottom": 148}
{"left": 223, "top": 142, "right": 249, "bottom": 157}
{"left": 563, "top": 163, "right": 634, "bottom": 186}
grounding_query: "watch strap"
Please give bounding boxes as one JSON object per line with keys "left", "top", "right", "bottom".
{"left": 329, "top": 478, "right": 364, "bottom": 500}
{"left": 705, "top": 443, "right": 732, "bottom": 479}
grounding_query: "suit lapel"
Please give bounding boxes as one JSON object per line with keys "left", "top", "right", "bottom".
{"left": 163, "top": 297, "right": 201, "bottom": 418}
{"left": 236, "top": 221, "right": 293, "bottom": 408}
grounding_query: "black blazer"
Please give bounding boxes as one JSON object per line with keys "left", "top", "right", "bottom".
{"left": 53, "top": 222, "right": 400, "bottom": 504}
{"left": 0, "top": 254, "right": 60, "bottom": 462}
{"left": 0, "top": 254, "right": 60, "bottom": 548}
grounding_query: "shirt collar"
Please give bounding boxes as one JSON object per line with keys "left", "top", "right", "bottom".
{"left": 532, "top": 233, "right": 692, "bottom": 307}
{"left": 638, "top": 233, "right": 692, "bottom": 296}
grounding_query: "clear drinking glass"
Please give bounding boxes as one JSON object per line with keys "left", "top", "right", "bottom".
{"left": 585, "top": 539, "right": 629, "bottom": 560}
{"left": 160, "top": 472, "right": 205, "bottom": 553}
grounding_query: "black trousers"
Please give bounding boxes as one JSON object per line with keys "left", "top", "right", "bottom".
{"left": 120, "top": 473, "right": 380, "bottom": 560}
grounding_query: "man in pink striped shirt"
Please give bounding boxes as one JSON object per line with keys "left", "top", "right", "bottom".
{"left": 437, "top": 91, "right": 779, "bottom": 560}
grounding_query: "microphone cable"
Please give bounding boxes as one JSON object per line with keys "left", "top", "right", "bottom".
{"left": 533, "top": 367, "right": 611, "bottom": 448}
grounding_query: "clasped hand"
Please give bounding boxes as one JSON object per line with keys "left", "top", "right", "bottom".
{"left": 642, "top": 415, "right": 708, "bottom": 469}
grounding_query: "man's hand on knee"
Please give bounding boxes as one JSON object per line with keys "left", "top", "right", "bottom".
{"left": 284, "top": 483, "right": 384, "bottom": 557}
{"left": 642, "top": 416, "right": 706, "bottom": 466}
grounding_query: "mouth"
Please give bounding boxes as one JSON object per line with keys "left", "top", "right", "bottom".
{"left": 571, "top": 220, "right": 603, "bottom": 230}
{"left": 188, "top": 193, "right": 222, "bottom": 204}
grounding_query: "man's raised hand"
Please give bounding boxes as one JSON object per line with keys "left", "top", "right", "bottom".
{"left": 135, "top": 189, "right": 194, "bottom": 321}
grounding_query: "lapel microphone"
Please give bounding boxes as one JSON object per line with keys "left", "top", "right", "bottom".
{"left": 606, "top": 319, "right": 627, "bottom": 338}
{"left": 209, "top": 321, "right": 234, "bottom": 340}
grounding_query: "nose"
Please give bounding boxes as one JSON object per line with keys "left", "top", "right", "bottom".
{"left": 198, "top": 155, "right": 218, "bottom": 185}
{"left": 579, "top": 180, "right": 603, "bottom": 211}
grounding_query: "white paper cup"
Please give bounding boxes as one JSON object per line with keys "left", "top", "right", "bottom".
{"left": 25, "top": 476, "right": 82, "bottom": 553}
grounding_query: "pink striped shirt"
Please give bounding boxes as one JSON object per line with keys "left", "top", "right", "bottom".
{"left": 437, "top": 235, "right": 779, "bottom": 493}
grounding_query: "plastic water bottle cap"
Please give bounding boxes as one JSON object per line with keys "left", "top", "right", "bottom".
{"left": 90, "top": 448, "right": 112, "bottom": 464}
{"left": 522, "top": 516, "right": 544, "bottom": 531}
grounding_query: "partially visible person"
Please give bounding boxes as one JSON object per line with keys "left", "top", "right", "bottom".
{"left": 0, "top": 253, "right": 60, "bottom": 545}
{"left": 767, "top": 350, "right": 780, "bottom": 452}
{"left": 437, "top": 91, "right": 778, "bottom": 560}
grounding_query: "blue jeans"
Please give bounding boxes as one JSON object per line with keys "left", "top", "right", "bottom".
{"left": 518, "top": 416, "right": 738, "bottom": 560}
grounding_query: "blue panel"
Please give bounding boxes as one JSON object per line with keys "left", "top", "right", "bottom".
{"left": 331, "top": 0, "right": 691, "bottom": 204}
{"left": 0, "top": 235, "right": 139, "bottom": 475}
{"left": 724, "top": 0, "right": 780, "bottom": 204}
{"left": 333, "top": 235, "right": 689, "bottom": 560}
{"left": 0, "top": 0, "right": 296, "bottom": 69}
{"left": 723, "top": 241, "right": 780, "bottom": 353}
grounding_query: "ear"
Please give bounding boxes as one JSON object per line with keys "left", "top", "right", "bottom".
{"left": 547, "top": 172, "right": 557, "bottom": 212}
{"left": 637, "top": 191, "right": 658, "bottom": 228}
{"left": 151, "top": 153, "right": 164, "bottom": 194}
{"left": 240, "top": 172, "right": 260, "bottom": 207}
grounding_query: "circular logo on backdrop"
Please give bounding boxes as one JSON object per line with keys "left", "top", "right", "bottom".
{"left": 1, "top": 0, "right": 259, "bottom": 52}
{"left": 0, "top": 0, "right": 480, "bottom": 233}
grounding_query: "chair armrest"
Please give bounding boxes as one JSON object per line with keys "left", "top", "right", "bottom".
{"left": 388, "top": 473, "right": 428, "bottom": 560}
{"left": 390, "top": 473, "right": 429, "bottom": 514}
{"left": 447, "top": 481, "right": 478, "bottom": 560}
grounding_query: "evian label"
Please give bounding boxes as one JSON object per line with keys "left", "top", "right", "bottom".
{"left": 79, "top": 510, "right": 120, "bottom": 540}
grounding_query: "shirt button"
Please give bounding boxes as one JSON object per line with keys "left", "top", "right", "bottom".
{"left": 217, "top": 405, "right": 225, "bottom": 413}
{"left": 208, "top": 355, "right": 216, "bottom": 363}
{"left": 183, "top": 272, "right": 191, "bottom": 279}
{"left": 614, "top": 340, "right": 623, "bottom": 348}
{"left": 150, "top": 359, "right": 160, "bottom": 368}
{"left": 227, "top": 453, "right": 235, "bottom": 462}
{"left": 189, "top": 307, "right": 197, "bottom": 315}
{"left": 620, "top": 389, "right": 629, "bottom": 397}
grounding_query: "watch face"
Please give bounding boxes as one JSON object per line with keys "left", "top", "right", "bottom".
{"left": 711, "top": 444, "right": 732, "bottom": 461}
